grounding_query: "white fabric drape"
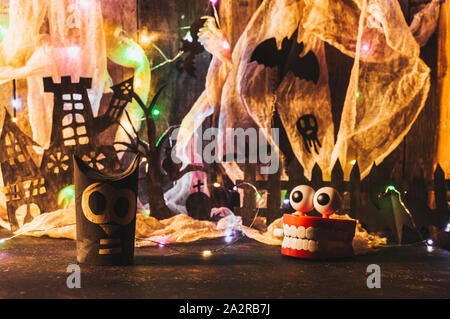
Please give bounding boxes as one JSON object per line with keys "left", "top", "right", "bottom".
{"left": 0, "top": 0, "right": 108, "bottom": 148}
{"left": 174, "top": 0, "right": 431, "bottom": 183}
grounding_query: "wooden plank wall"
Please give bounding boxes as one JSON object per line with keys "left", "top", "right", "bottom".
{"left": 437, "top": 2, "right": 450, "bottom": 179}
{"left": 219, "top": 0, "right": 264, "bottom": 50}
{"left": 132, "top": 0, "right": 264, "bottom": 134}
{"left": 219, "top": 0, "right": 442, "bottom": 185}
{"left": 6, "top": 0, "right": 439, "bottom": 183}
{"left": 137, "top": 0, "right": 211, "bottom": 133}
{"left": 152, "top": 0, "right": 441, "bottom": 184}
{"left": 98, "top": 0, "right": 211, "bottom": 136}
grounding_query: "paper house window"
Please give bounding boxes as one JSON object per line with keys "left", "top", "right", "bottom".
{"left": 104, "top": 77, "right": 134, "bottom": 121}
{"left": 46, "top": 152, "right": 70, "bottom": 174}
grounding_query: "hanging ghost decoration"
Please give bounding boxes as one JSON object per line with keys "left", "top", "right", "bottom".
{"left": 74, "top": 155, "right": 139, "bottom": 265}
{"left": 175, "top": 0, "right": 431, "bottom": 185}
{"left": 0, "top": 0, "right": 109, "bottom": 148}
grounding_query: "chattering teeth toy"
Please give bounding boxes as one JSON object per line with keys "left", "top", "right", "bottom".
{"left": 282, "top": 185, "right": 356, "bottom": 259}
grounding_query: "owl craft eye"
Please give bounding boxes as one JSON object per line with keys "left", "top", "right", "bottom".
{"left": 89, "top": 191, "right": 107, "bottom": 215}
{"left": 313, "top": 187, "right": 342, "bottom": 218}
{"left": 114, "top": 197, "right": 130, "bottom": 218}
{"left": 289, "top": 185, "right": 315, "bottom": 215}
{"left": 82, "top": 184, "right": 110, "bottom": 224}
{"left": 111, "top": 190, "right": 136, "bottom": 225}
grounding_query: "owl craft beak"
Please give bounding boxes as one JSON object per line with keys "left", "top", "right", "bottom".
{"left": 99, "top": 224, "right": 120, "bottom": 236}
{"left": 99, "top": 248, "right": 122, "bottom": 255}
{"left": 98, "top": 225, "right": 122, "bottom": 255}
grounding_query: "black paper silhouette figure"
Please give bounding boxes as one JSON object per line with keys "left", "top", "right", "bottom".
{"left": 94, "top": 77, "right": 135, "bottom": 132}
{"left": 181, "top": 18, "right": 206, "bottom": 77}
{"left": 250, "top": 30, "right": 320, "bottom": 86}
{"left": 0, "top": 107, "right": 46, "bottom": 230}
{"left": 185, "top": 180, "right": 212, "bottom": 221}
{"left": 0, "top": 76, "right": 138, "bottom": 230}
{"left": 296, "top": 114, "right": 321, "bottom": 154}
{"left": 41, "top": 76, "right": 135, "bottom": 191}
{"left": 74, "top": 155, "right": 139, "bottom": 265}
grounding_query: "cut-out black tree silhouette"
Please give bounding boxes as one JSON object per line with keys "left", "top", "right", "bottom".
{"left": 115, "top": 86, "right": 205, "bottom": 220}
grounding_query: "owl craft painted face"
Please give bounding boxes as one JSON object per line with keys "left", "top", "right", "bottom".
{"left": 282, "top": 185, "right": 355, "bottom": 259}
{"left": 74, "top": 155, "right": 139, "bottom": 265}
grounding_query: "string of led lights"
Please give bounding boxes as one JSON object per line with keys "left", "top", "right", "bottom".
{"left": 11, "top": 79, "right": 21, "bottom": 123}
{"left": 209, "top": 0, "right": 221, "bottom": 30}
{"left": 0, "top": 181, "right": 263, "bottom": 258}
{"left": 377, "top": 185, "right": 441, "bottom": 252}
{"left": 2, "top": 183, "right": 448, "bottom": 255}
{"left": 0, "top": 223, "right": 77, "bottom": 244}
{"left": 138, "top": 181, "right": 263, "bottom": 257}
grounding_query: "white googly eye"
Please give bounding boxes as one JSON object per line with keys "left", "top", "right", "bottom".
{"left": 289, "top": 185, "right": 315, "bottom": 214}
{"left": 313, "top": 187, "right": 342, "bottom": 217}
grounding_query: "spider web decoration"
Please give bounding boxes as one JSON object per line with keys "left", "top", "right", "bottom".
{"left": 0, "top": 76, "right": 138, "bottom": 230}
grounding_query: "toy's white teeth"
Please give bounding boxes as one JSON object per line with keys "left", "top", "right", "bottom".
{"left": 281, "top": 237, "right": 319, "bottom": 252}
{"left": 283, "top": 224, "right": 317, "bottom": 240}
{"left": 281, "top": 224, "right": 350, "bottom": 252}
{"left": 282, "top": 224, "right": 350, "bottom": 241}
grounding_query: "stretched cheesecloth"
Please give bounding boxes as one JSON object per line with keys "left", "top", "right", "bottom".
{"left": 0, "top": 0, "right": 439, "bottom": 255}
{"left": 0, "top": 0, "right": 108, "bottom": 148}
{"left": 173, "top": 0, "right": 435, "bottom": 186}
{"left": 0, "top": 0, "right": 151, "bottom": 149}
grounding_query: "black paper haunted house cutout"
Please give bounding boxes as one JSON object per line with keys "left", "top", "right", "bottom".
{"left": 0, "top": 108, "right": 47, "bottom": 229}
{"left": 1, "top": 76, "right": 136, "bottom": 231}
{"left": 40, "top": 76, "right": 125, "bottom": 191}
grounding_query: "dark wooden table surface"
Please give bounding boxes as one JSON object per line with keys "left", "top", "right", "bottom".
{"left": 0, "top": 228, "right": 449, "bottom": 299}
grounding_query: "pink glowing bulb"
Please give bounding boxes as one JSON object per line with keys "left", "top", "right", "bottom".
{"left": 155, "top": 235, "right": 171, "bottom": 248}
{"left": 67, "top": 46, "right": 80, "bottom": 59}
{"left": 11, "top": 98, "right": 22, "bottom": 110}
{"left": 210, "top": 0, "right": 218, "bottom": 6}
{"left": 222, "top": 40, "right": 230, "bottom": 51}
{"left": 362, "top": 44, "right": 370, "bottom": 53}
{"left": 78, "top": 0, "right": 90, "bottom": 8}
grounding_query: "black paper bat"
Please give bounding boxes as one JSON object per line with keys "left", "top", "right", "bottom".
{"left": 181, "top": 18, "right": 206, "bottom": 77}
{"left": 250, "top": 30, "right": 320, "bottom": 87}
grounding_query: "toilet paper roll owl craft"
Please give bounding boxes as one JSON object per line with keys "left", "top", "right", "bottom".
{"left": 74, "top": 155, "right": 140, "bottom": 265}
{"left": 282, "top": 185, "right": 356, "bottom": 259}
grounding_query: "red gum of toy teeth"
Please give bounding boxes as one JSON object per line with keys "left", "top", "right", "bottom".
{"left": 282, "top": 214, "right": 356, "bottom": 259}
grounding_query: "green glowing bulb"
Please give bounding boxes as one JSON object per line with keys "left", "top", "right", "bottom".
{"left": 386, "top": 185, "right": 396, "bottom": 192}
{"left": 58, "top": 184, "right": 75, "bottom": 208}
{"left": 123, "top": 46, "right": 144, "bottom": 64}
{"left": 256, "top": 193, "right": 262, "bottom": 200}
{"left": 151, "top": 108, "right": 160, "bottom": 117}
{"left": 0, "top": 26, "right": 8, "bottom": 41}
{"left": 356, "top": 91, "right": 361, "bottom": 99}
